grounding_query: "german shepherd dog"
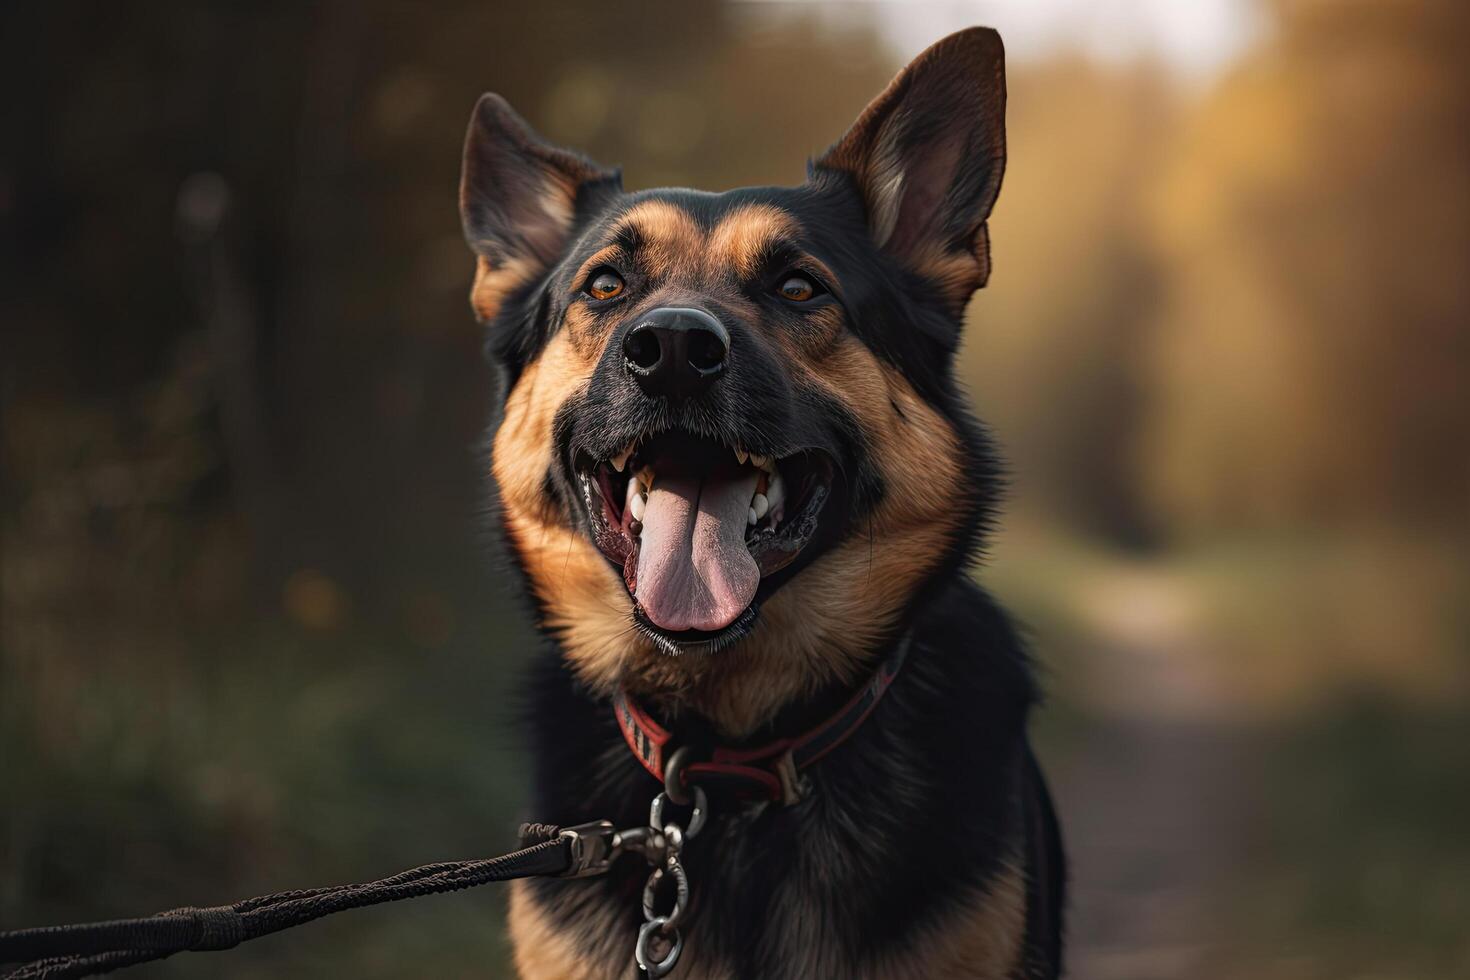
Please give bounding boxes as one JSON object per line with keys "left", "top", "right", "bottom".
{"left": 459, "top": 27, "right": 1064, "bottom": 979}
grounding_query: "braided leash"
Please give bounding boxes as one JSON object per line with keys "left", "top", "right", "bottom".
{"left": 0, "top": 836, "right": 570, "bottom": 979}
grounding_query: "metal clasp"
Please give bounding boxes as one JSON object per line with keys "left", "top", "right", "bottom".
{"left": 634, "top": 783, "right": 706, "bottom": 976}
{"left": 557, "top": 820, "right": 619, "bottom": 878}
{"left": 555, "top": 755, "right": 710, "bottom": 976}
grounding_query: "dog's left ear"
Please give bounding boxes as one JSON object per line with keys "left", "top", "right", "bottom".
{"left": 460, "top": 93, "right": 621, "bottom": 321}
{"left": 814, "top": 28, "right": 1006, "bottom": 306}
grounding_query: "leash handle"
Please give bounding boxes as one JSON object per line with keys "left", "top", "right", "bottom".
{"left": 0, "top": 837, "right": 572, "bottom": 979}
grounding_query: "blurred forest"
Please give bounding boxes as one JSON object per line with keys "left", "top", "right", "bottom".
{"left": 2, "top": 1, "right": 1467, "bottom": 978}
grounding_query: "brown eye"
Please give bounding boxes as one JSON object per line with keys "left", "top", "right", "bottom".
{"left": 587, "top": 270, "right": 625, "bottom": 301}
{"left": 778, "top": 275, "right": 817, "bottom": 303}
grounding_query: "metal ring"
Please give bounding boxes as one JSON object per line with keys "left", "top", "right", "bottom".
{"left": 650, "top": 784, "right": 707, "bottom": 840}
{"left": 641, "top": 857, "right": 689, "bottom": 931}
{"left": 635, "top": 916, "right": 683, "bottom": 978}
{"left": 662, "top": 745, "right": 695, "bottom": 805}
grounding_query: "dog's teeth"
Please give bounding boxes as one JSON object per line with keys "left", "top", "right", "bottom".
{"left": 630, "top": 491, "right": 646, "bottom": 522}
{"left": 752, "top": 493, "right": 769, "bottom": 520}
{"left": 747, "top": 507, "right": 758, "bottom": 526}
{"left": 767, "top": 473, "right": 785, "bottom": 513}
{"left": 625, "top": 475, "right": 641, "bottom": 516}
{"left": 749, "top": 453, "right": 768, "bottom": 470}
{"left": 734, "top": 447, "right": 749, "bottom": 465}
{"left": 611, "top": 446, "right": 633, "bottom": 472}
{"left": 637, "top": 466, "right": 655, "bottom": 490}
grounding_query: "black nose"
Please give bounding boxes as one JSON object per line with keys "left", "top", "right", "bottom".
{"left": 622, "top": 307, "right": 730, "bottom": 400}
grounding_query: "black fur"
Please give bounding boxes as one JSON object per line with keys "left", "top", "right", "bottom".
{"left": 521, "top": 580, "right": 1062, "bottom": 978}
{"left": 486, "top": 184, "right": 1066, "bottom": 975}
{"left": 463, "top": 27, "right": 1065, "bottom": 978}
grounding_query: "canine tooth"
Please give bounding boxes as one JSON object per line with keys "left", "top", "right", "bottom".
{"left": 611, "top": 446, "right": 633, "bottom": 472}
{"left": 767, "top": 473, "right": 785, "bottom": 512}
{"left": 752, "top": 493, "right": 769, "bottom": 520}
{"left": 749, "top": 453, "right": 768, "bottom": 470}
{"left": 748, "top": 507, "right": 758, "bottom": 526}
{"left": 625, "top": 475, "right": 641, "bottom": 514}
{"left": 734, "top": 447, "right": 749, "bottom": 465}
{"left": 630, "top": 492, "right": 646, "bottom": 522}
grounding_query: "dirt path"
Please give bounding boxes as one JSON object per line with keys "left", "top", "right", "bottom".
{"left": 1051, "top": 718, "right": 1246, "bottom": 978}
{"left": 1043, "top": 587, "right": 1252, "bottom": 979}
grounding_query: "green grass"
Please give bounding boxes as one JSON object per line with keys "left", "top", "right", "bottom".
{"left": 1, "top": 614, "right": 535, "bottom": 978}
{"left": 1226, "top": 700, "right": 1470, "bottom": 980}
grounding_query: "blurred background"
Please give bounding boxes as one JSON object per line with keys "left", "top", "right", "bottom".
{"left": 2, "top": 1, "right": 1466, "bottom": 977}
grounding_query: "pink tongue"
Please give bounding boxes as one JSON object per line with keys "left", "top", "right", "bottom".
{"left": 635, "top": 468, "right": 761, "bottom": 632}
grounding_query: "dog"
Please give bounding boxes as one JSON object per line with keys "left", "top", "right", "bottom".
{"left": 458, "top": 27, "right": 1064, "bottom": 979}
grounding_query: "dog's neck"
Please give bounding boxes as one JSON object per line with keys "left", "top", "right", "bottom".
{"left": 621, "top": 625, "right": 911, "bottom": 771}
{"left": 612, "top": 598, "right": 910, "bottom": 741}
{"left": 520, "top": 573, "right": 1044, "bottom": 975}
{"left": 528, "top": 573, "right": 1035, "bottom": 809}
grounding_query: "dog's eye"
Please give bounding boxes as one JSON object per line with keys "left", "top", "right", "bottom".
{"left": 777, "top": 275, "right": 820, "bottom": 303}
{"left": 586, "top": 270, "right": 625, "bottom": 301}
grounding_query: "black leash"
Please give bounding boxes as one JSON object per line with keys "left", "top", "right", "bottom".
{"left": 3, "top": 641, "right": 907, "bottom": 979}
{"left": 0, "top": 828, "right": 572, "bottom": 979}
{"left": 2, "top": 786, "right": 706, "bottom": 980}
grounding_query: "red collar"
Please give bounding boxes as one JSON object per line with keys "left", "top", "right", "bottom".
{"left": 613, "top": 634, "right": 911, "bottom": 804}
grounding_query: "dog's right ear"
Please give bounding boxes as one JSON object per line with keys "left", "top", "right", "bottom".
{"left": 460, "top": 94, "right": 621, "bottom": 322}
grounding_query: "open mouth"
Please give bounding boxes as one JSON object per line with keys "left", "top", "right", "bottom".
{"left": 573, "top": 432, "right": 834, "bottom": 655}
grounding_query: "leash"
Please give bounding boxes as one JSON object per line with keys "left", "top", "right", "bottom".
{"left": 0, "top": 798, "right": 702, "bottom": 980}
{"left": 0, "top": 835, "right": 571, "bottom": 979}
{"left": 2, "top": 635, "right": 910, "bottom": 979}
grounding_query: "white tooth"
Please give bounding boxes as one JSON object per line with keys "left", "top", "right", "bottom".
{"left": 611, "top": 446, "right": 632, "bottom": 472}
{"left": 752, "top": 493, "right": 769, "bottom": 520}
{"left": 767, "top": 473, "right": 785, "bottom": 512}
{"left": 630, "top": 491, "right": 646, "bottom": 522}
{"left": 748, "top": 507, "right": 758, "bottom": 526}
{"left": 749, "top": 453, "right": 768, "bottom": 470}
{"left": 735, "top": 447, "right": 748, "bottom": 465}
{"left": 626, "top": 476, "right": 641, "bottom": 515}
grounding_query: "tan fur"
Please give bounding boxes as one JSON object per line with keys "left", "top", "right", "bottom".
{"left": 491, "top": 200, "right": 966, "bottom": 737}
{"left": 870, "top": 865, "right": 1028, "bottom": 979}
{"left": 507, "top": 882, "right": 599, "bottom": 980}
{"left": 491, "top": 327, "right": 661, "bottom": 671}
{"left": 472, "top": 254, "right": 541, "bottom": 322}
{"left": 633, "top": 350, "right": 962, "bottom": 735}
{"left": 508, "top": 866, "right": 1023, "bottom": 980}
{"left": 499, "top": 346, "right": 961, "bottom": 735}
{"left": 481, "top": 32, "right": 1023, "bottom": 977}
{"left": 912, "top": 237, "right": 990, "bottom": 314}
{"left": 509, "top": 881, "right": 737, "bottom": 980}
{"left": 535, "top": 171, "right": 578, "bottom": 243}
{"left": 618, "top": 199, "right": 703, "bottom": 282}
{"left": 706, "top": 204, "right": 800, "bottom": 280}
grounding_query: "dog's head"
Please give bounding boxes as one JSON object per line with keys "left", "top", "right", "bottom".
{"left": 462, "top": 29, "right": 1006, "bottom": 731}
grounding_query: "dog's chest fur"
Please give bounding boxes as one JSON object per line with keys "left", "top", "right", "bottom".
{"left": 509, "top": 580, "right": 1056, "bottom": 979}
